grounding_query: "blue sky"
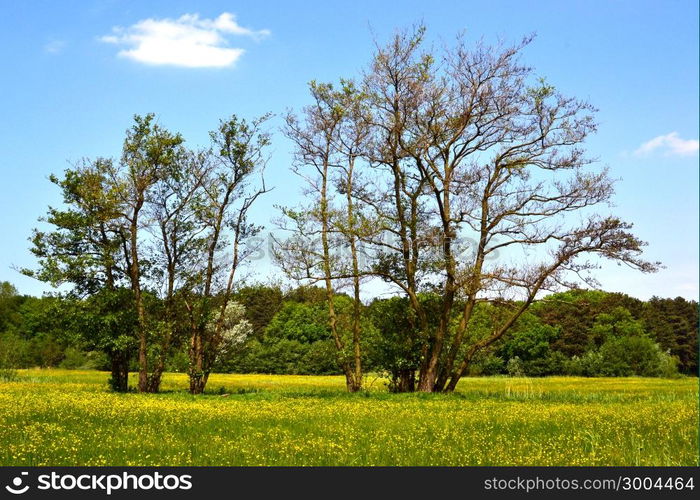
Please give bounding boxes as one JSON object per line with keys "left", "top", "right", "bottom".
{"left": 0, "top": 0, "right": 697, "bottom": 300}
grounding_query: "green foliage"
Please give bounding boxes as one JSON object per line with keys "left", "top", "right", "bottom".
{"left": 21, "top": 159, "right": 126, "bottom": 295}
{"left": 366, "top": 296, "right": 427, "bottom": 379}
{"left": 589, "top": 307, "right": 646, "bottom": 345}
{"left": 0, "top": 329, "right": 23, "bottom": 381}
{"left": 283, "top": 286, "right": 329, "bottom": 306}
{"left": 299, "top": 340, "right": 340, "bottom": 374}
{"left": 642, "top": 296, "right": 698, "bottom": 374}
{"left": 233, "top": 285, "right": 284, "bottom": 338}
{"left": 566, "top": 336, "right": 679, "bottom": 378}
{"left": 468, "top": 353, "right": 505, "bottom": 376}
{"left": 229, "top": 338, "right": 339, "bottom": 375}
{"left": 0, "top": 282, "right": 24, "bottom": 333}
{"left": 73, "top": 288, "right": 138, "bottom": 359}
{"left": 657, "top": 351, "right": 682, "bottom": 379}
{"left": 264, "top": 301, "right": 330, "bottom": 343}
{"left": 499, "top": 314, "right": 560, "bottom": 362}
{"left": 506, "top": 356, "right": 525, "bottom": 377}
{"left": 0, "top": 279, "right": 692, "bottom": 381}
{"left": 565, "top": 350, "right": 605, "bottom": 377}
{"left": 222, "top": 298, "right": 337, "bottom": 375}
{"left": 599, "top": 336, "right": 673, "bottom": 377}
{"left": 59, "top": 348, "right": 109, "bottom": 370}
{"left": 533, "top": 290, "right": 645, "bottom": 357}
{"left": 166, "top": 349, "right": 190, "bottom": 373}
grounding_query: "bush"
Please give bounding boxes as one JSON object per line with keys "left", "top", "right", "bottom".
{"left": 657, "top": 351, "right": 681, "bottom": 379}
{"left": 27, "top": 334, "right": 64, "bottom": 367}
{"left": 58, "top": 347, "right": 88, "bottom": 369}
{"left": 166, "top": 349, "right": 190, "bottom": 373}
{"left": 469, "top": 354, "right": 505, "bottom": 376}
{"left": 233, "top": 339, "right": 295, "bottom": 374}
{"left": 59, "top": 348, "right": 110, "bottom": 370}
{"left": 565, "top": 336, "right": 679, "bottom": 377}
{"left": 85, "top": 351, "right": 111, "bottom": 371}
{"left": 0, "top": 332, "right": 28, "bottom": 368}
{"left": 599, "top": 336, "right": 668, "bottom": 376}
{"left": 523, "top": 351, "right": 568, "bottom": 376}
{"left": 506, "top": 356, "right": 525, "bottom": 377}
{"left": 264, "top": 302, "right": 329, "bottom": 343}
{"left": 366, "top": 295, "right": 432, "bottom": 380}
{"left": 565, "top": 351, "right": 604, "bottom": 376}
{"left": 299, "top": 340, "right": 340, "bottom": 375}
{"left": 469, "top": 354, "right": 506, "bottom": 377}
{"left": 226, "top": 338, "right": 341, "bottom": 375}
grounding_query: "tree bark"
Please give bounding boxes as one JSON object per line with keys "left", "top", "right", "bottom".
{"left": 109, "top": 352, "right": 129, "bottom": 392}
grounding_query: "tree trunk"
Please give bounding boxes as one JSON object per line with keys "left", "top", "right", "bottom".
{"left": 146, "top": 363, "right": 164, "bottom": 393}
{"left": 390, "top": 369, "right": 415, "bottom": 393}
{"left": 188, "top": 329, "right": 206, "bottom": 394}
{"left": 136, "top": 318, "right": 148, "bottom": 393}
{"left": 128, "top": 196, "right": 149, "bottom": 393}
{"left": 109, "top": 352, "right": 129, "bottom": 392}
{"left": 189, "top": 368, "right": 209, "bottom": 394}
{"left": 318, "top": 153, "right": 358, "bottom": 393}
{"left": 417, "top": 365, "right": 438, "bottom": 392}
{"left": 347, "top": 158, "right": 363, "bottom": 393}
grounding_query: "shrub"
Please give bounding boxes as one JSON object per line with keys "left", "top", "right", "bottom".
{"left": 59, "top": 348, "right": 110, "bottom": 370}
{"left": 226, "top": 338, "right": 343, "bottom": 375}
{"left": 166, "top": 349, "right": 190, "bottom": 373}
{"left": 506, "top": 356, "right": 525, "bottom": 377}
{"left": 59, "top": 347, "right": 88, "bottom": 369}
{"left": 523, "top": 351, "right": 568, "bottom": 376}
{"left": 565, "top": 336, "right": 679, "bottom": 378}
{"left": 657, "top": 351, "right": 681, "bottom": 379}
{"left": 599, "top": 336, "right": 667, "bottom": 376}
{"left": 565, "top": 351, "right": 604, "bottom": 376}
{"left": 299, "top": 340, "right": 340, "bottom": 375}
{"left": 0, "top": 332, "right": 28, "bottom": 368}
{"left": 469, "top": 354, "right": 505, "bottom": 376}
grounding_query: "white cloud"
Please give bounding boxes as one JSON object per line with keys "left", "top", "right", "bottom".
{"left": 100, "top": 13, "right": 269, "bottom": 68}
{"left": 44, "top": 39, "right": 67, "bottom": 54}
{"left": 634, "top": 132, "right": 699, "bottom": 157}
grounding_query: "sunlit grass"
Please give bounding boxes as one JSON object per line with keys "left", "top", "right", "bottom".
{"left": 1, "top": 369, "right": 697, "bottom": 466}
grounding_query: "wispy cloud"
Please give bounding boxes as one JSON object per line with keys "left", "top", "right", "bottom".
{"left": 634, "top": 132, "right": 699, "bottom": 157}
{"left": 44, "top": 39, "right": 67, "bottom": 54}
{"left": 100, "top": 13, "right": 270, "bottom": 68}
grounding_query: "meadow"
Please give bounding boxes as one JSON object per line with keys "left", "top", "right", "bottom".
{"left": 0, "top": 369, "right": 697, "bottom": 466}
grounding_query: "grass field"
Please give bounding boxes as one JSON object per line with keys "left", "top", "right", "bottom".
{"left": 0, "top": 369, "right": 697, "bottom": 466}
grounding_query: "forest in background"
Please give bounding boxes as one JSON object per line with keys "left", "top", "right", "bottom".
{"left": 1, "top": 281, "right": 696, "bottom": 389}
